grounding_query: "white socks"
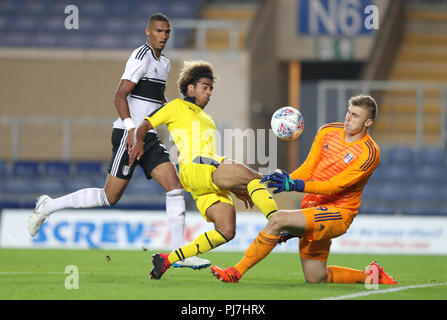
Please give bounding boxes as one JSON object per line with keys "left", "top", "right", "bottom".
{"left": 166, "top": 189, "right": 186, "bottom": 250}
{"left": 41, "top": 187, "right": 186, "bottom": 251}
{"left": 43, "top": 188, "right": 110, "bottom": 216}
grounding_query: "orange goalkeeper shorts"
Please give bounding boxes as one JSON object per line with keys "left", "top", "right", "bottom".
{"left": 298, "top": 205, "right": 356, "bottom": 261}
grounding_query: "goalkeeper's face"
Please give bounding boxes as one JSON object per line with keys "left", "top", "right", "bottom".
{"left": 344, "top": 105, "right": 373, "bottom": 135}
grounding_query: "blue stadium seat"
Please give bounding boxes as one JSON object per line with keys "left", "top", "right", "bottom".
{"left": 0, "top": 1, "right": 19, "bottom": 14}
{"left": 58, "top": 33, "right": 93, "bottom": 48}
{"left": 138, "top": 2, "right": 164, "bottom": 16}
{"left": 380, "top": 165, "right": 412, "bottom": 183}
{"left": 3, "top": 32, "right": 28, "bottom": 46}
{"left": 46, "top": 1, "right": 67, "bottom": 15}
{"left": 418, "top": 147, "right": 446, "bottom": 166}
{"left": 43, "top": 161, "right": 71, "bottom": 176}
{"left": 0, "top": 177, "right": 36, "bottom": 194}
{"left": 31, "top": 33, "right": 59, "bottom": 47}
{"left": 430, "top": 207, "right": 447, "bottom": 216}
{"left": 23, "top": 0, "right": 46, "bottom": 14}
{"left": 401, "top": 206, "right": 436, "bottom": 216}
{"left": 78, "top": 16, "right": 102, "bottom": 33}
{"left": 12, "top": 15, "right": 38, "bottom": 32}
{"left": 170, "top": 2, "right": 202, "bottom": 18}
{"left": 0, "top": 200, "right": 21, "bottom": 209}
{"left": 361, "top": 183, "right": 382, "bottom": 201}
{"left": 126, "top": 179, "right": 165, "bottom": 198}
{"left": 73, "top": 161, "right": 104, "bottom": 176}
{"left": 385, "top": 147, "right": 415, "bottom": 166}
{"left": 42, "top": 16, "right": 65, "bottom": 32}
{"left": 437, "top": 186, "right": 447, "bottom": 203}
{"left": 13, "top": 161, "right": 40, "bottom": 176}
{"left": 109, "top": 2, "right": 137, "bottom": 16}
{"left": 103, "top": 18, "right": 128, "bottom": 33}
{"left": 0, "top": 15, "right": 11, "bottom": 31}
{"left": 368, "top": 163, "right": 385, "bottom": 182}
{"left": 64, "top": 176, "right": 97, "bottom": 192}
{"left": 0, "top": 160, "right": 9, "bottom": 177}
{"left": 122, "top": 34, "right": 145, "bottom": 49}
{"left": 359, "top": 204, "right": 395, "bottom": 215}
{"left": 0, "top": 0, "right": 202, "bottom": 49}
{"left": 375, "top": 183, "right": 405, "bottom": 202}
{"left": 404, "top": 184, "right": 438, "bottom": 203}
{"left": 36, "top": 177, "right": 66, "bottom": 194}
{"left": 414, "top": 165, "right": 446, "bottom": 184}
{"left": 130, "top": 18, "right": 148, "bottom": 34}
{"left": 95, "top": 34, "right": 122, "bottom": 49}
{"left": 80, "top": 1, "right": 107, "bottom": 16}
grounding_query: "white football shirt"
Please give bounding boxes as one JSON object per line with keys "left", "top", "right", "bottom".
{"left": 113, "top": 43, "right": 171, "bottom": 132}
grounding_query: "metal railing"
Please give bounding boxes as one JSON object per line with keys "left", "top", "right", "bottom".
{"left": 0, "top": 116, "right": 115, "bottom": 161}
{"left": 168, "top": 19, "right": 243, "bottom": 51}
{"left": 317, "top": 80, "right": 447, "bottom": 148}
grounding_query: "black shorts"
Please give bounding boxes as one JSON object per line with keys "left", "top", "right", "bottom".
{"left": 107, "top": 128, "right": 171, "bottom": 180}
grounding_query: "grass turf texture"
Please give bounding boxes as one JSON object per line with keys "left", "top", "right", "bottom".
{"left": 1, "top": 249, "right": 446, "bottom": 300}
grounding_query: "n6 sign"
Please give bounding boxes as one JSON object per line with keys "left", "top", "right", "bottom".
{"left": 299, "top": 0, "right": 379, "bottom": 36}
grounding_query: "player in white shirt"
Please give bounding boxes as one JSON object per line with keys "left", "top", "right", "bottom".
{"left": 28, "top": 13, "right": 210, "bottom": 269}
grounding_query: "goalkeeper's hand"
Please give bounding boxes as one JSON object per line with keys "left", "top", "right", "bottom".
{"left": 260, "top": 169, "right": 305, "bottom": 194}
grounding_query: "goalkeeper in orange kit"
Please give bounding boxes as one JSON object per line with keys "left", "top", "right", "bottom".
{"left": 211, "top": 95, "right": 397, "bottom": 285}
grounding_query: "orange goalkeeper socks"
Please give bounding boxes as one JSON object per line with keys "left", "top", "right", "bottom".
{"left": 327, "top": 266, "right": 365, "bottom": 284}
{"left": 234, "top": 230, "right": 280, "bottom": 276}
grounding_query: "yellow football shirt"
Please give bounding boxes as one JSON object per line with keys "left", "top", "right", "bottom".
{"left": 145, "top": 98, "right": 219, "bottom": 166}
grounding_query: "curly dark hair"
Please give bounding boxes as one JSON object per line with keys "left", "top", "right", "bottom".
{"left": 177, "top": 61, "right": 217, "bottom": 96}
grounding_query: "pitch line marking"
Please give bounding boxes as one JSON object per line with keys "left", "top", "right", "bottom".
{"left": 321, "top": 282, "right": 447, "bottom": 300}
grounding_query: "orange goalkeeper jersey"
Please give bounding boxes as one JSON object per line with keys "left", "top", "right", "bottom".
{"left": 290, "top": 122, "right": 380, "bottom": 212}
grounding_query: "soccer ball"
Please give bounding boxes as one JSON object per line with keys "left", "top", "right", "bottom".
{"left": 271, "top": 106, "right": 304, "bottom": 141}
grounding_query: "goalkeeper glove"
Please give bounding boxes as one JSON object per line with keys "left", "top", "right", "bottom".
{"left": 260, "top": 169, "right": 305, "bottom": 194}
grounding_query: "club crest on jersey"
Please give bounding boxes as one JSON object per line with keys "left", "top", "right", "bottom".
{"left": 122, "top": 165, "right": 130, "bottom": 176}
{"left": 344, "top": 153, "right": 354, "bottom": 163}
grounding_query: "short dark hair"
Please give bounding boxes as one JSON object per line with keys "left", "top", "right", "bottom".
{"left": 349, "top": 95, "right": 378, "bottom": 121}
{"left": 147, "top": 13, "right": 169, "bottom": 27}
{"left": 177, "top": 61, "right": 216, "bottom": 96}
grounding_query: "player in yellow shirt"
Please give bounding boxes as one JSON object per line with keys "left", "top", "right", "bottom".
{"left": 128, "top": 61, "right": 278, "bottom": 279}
{"left": 211, "top": 95, "right": 398, "bottom": 285}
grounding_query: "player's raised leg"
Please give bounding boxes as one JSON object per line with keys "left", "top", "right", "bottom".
{"left": 211, "top": 159, "right": 278, "bottom": 220}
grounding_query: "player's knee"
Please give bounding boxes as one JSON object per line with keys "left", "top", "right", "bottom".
{"left": 304, "top": 274, "right": 327, "bottom": 284}
{"left": 217, "top": 227, "right": 235, "bottom": 242}
{"left": 303, "top": 268, "right": 328, "bottom": 284}
{"left": 266, "top": 210, "right": 287, "bottom": 232}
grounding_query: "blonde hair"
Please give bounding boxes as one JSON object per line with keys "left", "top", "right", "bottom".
{"left": 349, "top": 95, "right": 378, "bottom": 121}
{"left": 177, "top": 60, "right": 216, "bottom": 96}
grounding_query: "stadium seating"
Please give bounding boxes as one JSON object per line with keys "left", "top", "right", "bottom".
{"left": 360, "top": 146, "right": 447, "bottom": 216}
{"left": 0, "top": 159, "right": 166, "bottom": 210}
{"left": 0, "top": 0, "right": 204, "bottom": 49}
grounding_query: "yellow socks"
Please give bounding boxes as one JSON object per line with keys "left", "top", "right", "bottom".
{"left": 168, "top": 230, "right": 227, "bottom": 264}
{"left": 247, "top": 179, "right": 278, "bottom": 220}
{"left": 327, "top": 266, "right": 366, "bottom": 284}
{"left": 234, "top": 230, "right": 280, "bottom": 276}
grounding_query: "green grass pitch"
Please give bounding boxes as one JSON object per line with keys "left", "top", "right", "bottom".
{"left": 1, "top": 249, "right": 446, "bottom": 300}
